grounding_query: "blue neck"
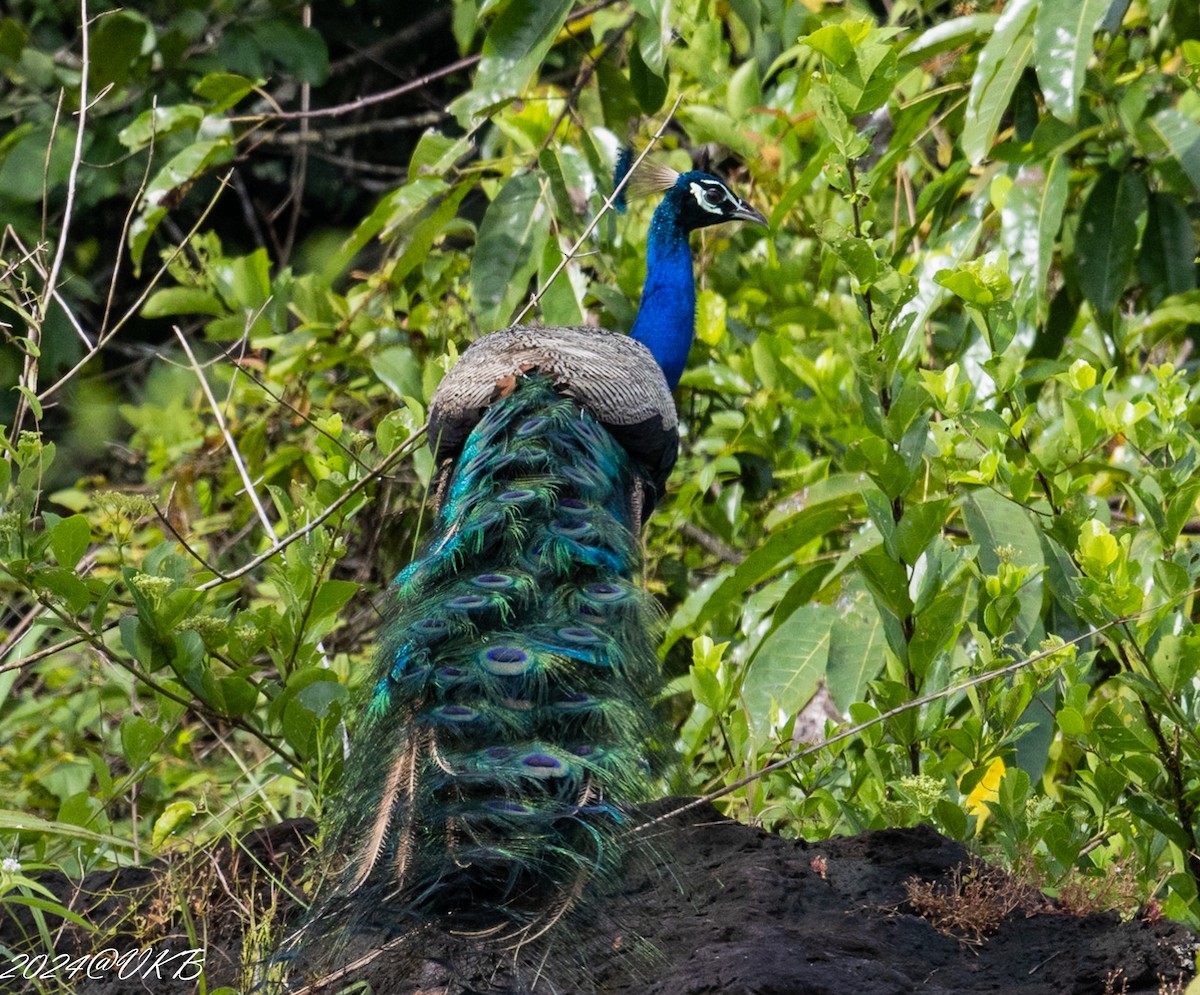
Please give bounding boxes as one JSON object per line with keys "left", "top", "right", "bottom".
{"left": 629, "top": 209, "right": 694, "bottom": 390}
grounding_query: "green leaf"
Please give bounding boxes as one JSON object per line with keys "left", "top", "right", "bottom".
{"left": 470, "top": 172, "right": 550, "bottom": 330}
{"left": 152, "top": 800, "right": 197, "bottom": 848}
{"left": 826, "top": 605, "right": 887, "bottom": 708}
{"left": 1149, "top": 634, "right": 1200, "bottom": 697}
{"left": 141, "top": 286, "right": 227, "bottom": 319}
{"left": 629, "top": 32, "right": 667, "bottom": 114}
{"left": 744, "top": 605, "right": 836, "bottom": 747}
{"left": 409, "top": 132, "right": 472, "bottom": 181}
{"left": 961, "top": 489, "right": 1044, "bottom": 643}
{"left": 1033, "top": 0, "right": 1108, "bottom": 122}
{"left": 537, "top": 238, "right": 584, "bottom": 326}
{"left": 193, "top": 72, "right": 257, "bottom": 112}
{"left": 1143, "top": 108, "right": 1200, "bottom": 194}
{"left": 119, "top": 715, "right": 162, "bottom": 770}
{"left": 1138, "top": 193, "right": 1198, "bottom": 304}
{"left": 34, "top": 567, "right": 90, "bottom": 613}
{"left": 666, "top": 501, "right": 856, "bottom": 650}
{"left": 1076, "top": 168, "right": 1148, "bottom": 324}
{"left": 1125, "top": 793, "right": 1195, "bottom": 851}
{"left": 117, "top": 104, "right": 205, "bottom": 151}
{"left": 309, "top": 579, "right": 358, "bottom": 622}
{"left": 250, "top": 18, "right": 328, "bottom": 85}
{"left": 218, "top": 675, "right": 259, "bottom": 718}
{"left": 48, "top": 513, "right": 90, "bottom": 569}
{"left": 329, "top": 178, "right": 448, "bottom": 279}
{"left": 371, "top": 346, "right": 422, "bottom": 399}
{"left": 902, "top": 14, "right": 997, "bottom": 64}
{"left": 91, "top": 11, "right": 148, "bottom": 92}
{"left": 1001, "top": 156, "right": 1069, "bottom": 321}
{"left": 630, "top": 0, "right": 669, "bottom": 74}
{"left": 448, "top": 0, "right": 575, "bottom": 124}
{"left": 803, "top": 24, "right": 855, "bottom": 66}
{"left": 962, "top": 0, "right": 1037, "bottom": 163}
{"left": 895, "top": 499, "right": 952, "bottom": 566}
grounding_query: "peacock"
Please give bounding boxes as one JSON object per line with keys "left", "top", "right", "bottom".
{"left": 281, "top": 156, "right": 766, "bottom": 983}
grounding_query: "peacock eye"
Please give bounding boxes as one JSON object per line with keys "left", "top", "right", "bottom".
{"left": 703, "top": 186, "right": 727, "bottom": 205}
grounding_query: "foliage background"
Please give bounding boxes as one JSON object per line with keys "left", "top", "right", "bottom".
{"left": 3, "top": 0, "right": 1200, "bottom": 982}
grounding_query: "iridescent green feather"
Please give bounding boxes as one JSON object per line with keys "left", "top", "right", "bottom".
{"left": 300, "top": 375, "right": 666, "bottom": 952}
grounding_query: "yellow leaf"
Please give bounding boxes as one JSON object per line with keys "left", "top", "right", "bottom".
{"left": 964, "top": 757, "right": 1006, "bottom": 822}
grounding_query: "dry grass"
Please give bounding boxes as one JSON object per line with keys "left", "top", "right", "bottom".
{"left": 904, "top": 860, "right": 1046, "bottom": 945}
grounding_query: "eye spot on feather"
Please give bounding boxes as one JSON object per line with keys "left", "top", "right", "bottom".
{"left": 481, "top": 646, "right": 532, "bottom": 675}
{"left": 471, "top": 572, "right": 516, "bottom": 590}
{"left": 556, "top": 625, "right": 603, "bottom": 645}
{"left": 582, "top": 582, "right": 627, "bottom": 603}
{"left": 520, "top": 753, "right": 568, "bottom": 778}
{"left": 447, "top": 594, "right": 491, "bottom": 611}
{"left": 433, "top": 703, "right": 479, "bottom": 723}
{"left": 552, "top": 692, "right": 597, "bottom": 711}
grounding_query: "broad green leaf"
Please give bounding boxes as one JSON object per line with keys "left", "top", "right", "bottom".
{"left": 630, "top": 0, "right": 669, "bottom": 75}
{"left": 120, "top": 715, "right": 162, "bottom": 770}
{"left": 537, "top": 238, "right": 585, "bottom": 327}
{"left": 1138, "top": 193, "right": 1198, "bottom": 305}
{"left": 47, "top": 513, "right": 90, "bottom": 569}
{"left": 448, "top": 0, "right": 574, "bottom": 124}
{"left": 1001, "top": 156, "right": 1069, "bottom": 321}
{"left": 390, "top": 181, "right": 473, "bottom": 287}
{"left": 1143, "top": 108, "right": 1200, "bottom": 194}
{"left": 743, "top": 604, "right": 836, "bottom": 747}
{"left": 803, "top": 24, "right": 855, "bottom": 66}
{"left": 250, "top": 18, "right": 328, "bottom": 85}
{"left": 902, "top": 13, "right": 997, "bottom": 64}
{"left": 310, "top": 579, "right": 358, "bottom": 622}
{"left": 825, "top": 604, "right": 887, "bottom": 708}
{"left": 629, "top": 31, "right": 667, "bottom": 114}
{"left": 193, "top": 72, "right": 257, "bottom": 112}
{"left": 961, "top": 489, "right": 1044, "bottom": 644}
{"left": 118, "top": 104, "right": 205, "bottom": 151}
{"left": 326, "top": 177, "right": 449, "bottom": 280}
{"left": 409, "top": 132, "right": 472, "bottom": 181}
{"left": 371, "top": 346, "right": 422, "bottom": 399}
{"left": 471, "top": 172, "right": 550, "bottom": 330}
{"left": 1076, "top": 168, "right": 1148, "bottom": 323}
{"left": 218, "top": 675, "right": 259, "bottom": 718}
{"left": 141, "top": 286, "right": 227, "bottom": 319}
{"left": 962, "top": 0, "right": 1037, "bottom": 164}
{"left": 1033, "top": 0, "right": 1107, "bottom": 122}
{"left": 91, "top": 10, "right": 148, "bottom": 91}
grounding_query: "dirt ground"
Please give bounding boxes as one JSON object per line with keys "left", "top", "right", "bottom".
{"left": 1, "top": 799, "right": 1195, "bottom": 994}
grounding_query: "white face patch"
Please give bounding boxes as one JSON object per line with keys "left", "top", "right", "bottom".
{"left": 688, "top": 180, "right": 732, "bottom": 215}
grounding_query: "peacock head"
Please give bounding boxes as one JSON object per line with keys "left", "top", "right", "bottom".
{"left": 661, "top": 170, "right": 768, "bottom": 233}
{"left": 624, "top": 157, "right": 767, "bottom": 388}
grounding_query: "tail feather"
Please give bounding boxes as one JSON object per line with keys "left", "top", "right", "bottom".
{"left": 295, "top": 374, "right": 665, "bottom": 964}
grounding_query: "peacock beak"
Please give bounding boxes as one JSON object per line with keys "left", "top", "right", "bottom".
{"left": 732, "top": 200, "right": 769, "bottom": 227}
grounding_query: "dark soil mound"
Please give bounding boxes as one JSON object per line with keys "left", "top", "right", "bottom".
{"left": 1, "top": 800, "right": 1194, "bottom": 994}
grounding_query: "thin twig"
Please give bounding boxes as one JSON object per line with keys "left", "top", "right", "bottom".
{"left": 174, "top": 325, "right": 275, "bottom": 535}
{"left": 40, "top": 0, "right": 89, "bottom": 322}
